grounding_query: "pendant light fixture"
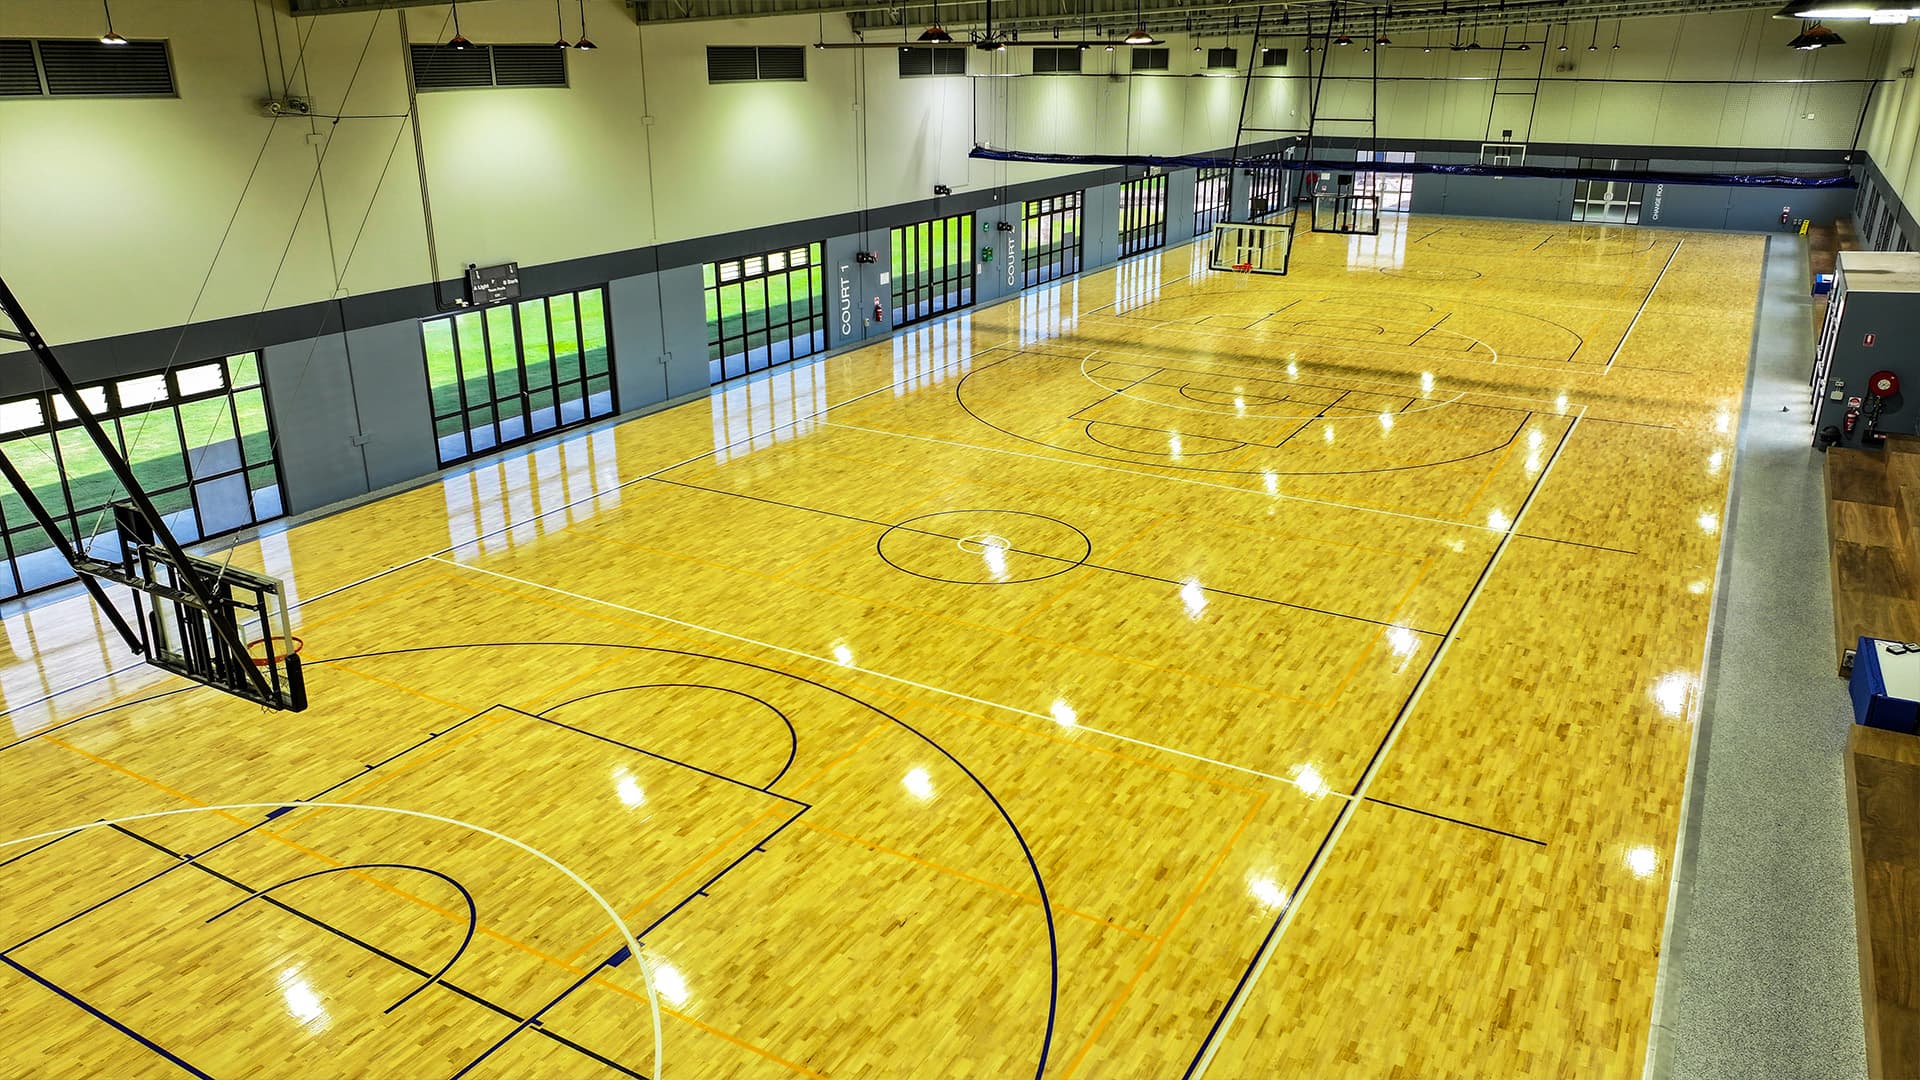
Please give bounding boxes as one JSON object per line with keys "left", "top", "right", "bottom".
{"left": 554, "top": 0, "right": 570, "bottom": 48}
{"left": 448, "top": 0, "right": 473, "bottom": 50}
{"left": 1613, "top": 20, "right": 1623, "bottom": 49}
{"left": 1122, "top": 0, "right": 1154, "bottom": 45}
{"left": 1557, "top": 23, "right": 1569, "bottom": 51}
{"left": 1788, "top": 19, "right": 1847, "bottom": 47}
{"left": 1588, "top": 17, "right": 1600, "bottom": 50}
{"left": 919, "top": 0, "right": 954, "bottom": 43}
{"left": 573, "top": 0, "right": 597, "bottom": 49}
{"left": 99, "top": 0, "right": 127, "bottom": 45}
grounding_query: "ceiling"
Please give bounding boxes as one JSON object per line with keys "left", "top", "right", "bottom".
{"left": 289, "top": 0, "right": 1791, "bottom": 38}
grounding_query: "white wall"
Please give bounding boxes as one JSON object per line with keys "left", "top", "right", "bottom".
{"left": 1861, "top": 22, "right": 1920, "bottom": 214}
{"left": 0, "top": 0, "right": 1884, "bottom": 355}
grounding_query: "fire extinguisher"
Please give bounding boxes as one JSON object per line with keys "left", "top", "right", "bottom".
{"left": 1846, "top": 395, "right": 1863, "bottom": 434}
{"left": 872, "top": 298, "right": 884, "bottom": 324}
{"left": 1781, "top": 206, "right": 1792, "bottom": 228}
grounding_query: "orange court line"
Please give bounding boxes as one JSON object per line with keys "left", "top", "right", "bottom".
{"left": 326, "top": 661, "right": 480, "bottom": 714}
{"left": 1318, "top": 557, "right": 1436, "bottom": 712}
{"left": 1460, "top": 430, "right": 1523, "bottom": 518}
{"left": 798, "top": 819, "right": 1157, "bottom": 942}
{"left": 275, "top": 713, "right": 515, "bottom": 830}
{"left": 585, "top": 977, "right": 831, "bottom": 1080}
{"left": 564, "top": 803, "right": 794, "bottom": 967}
{"left": 41, "top": 736, "right": 249, "bottom": 827}
{"left": 784, "top": 721, "right": 892, "bottom": 795}
{"left": 1059, "top": 790, "right": 1272, "bottom": 1080}
{"left": 525, "top": 655, "right": 630, "bottom": 712}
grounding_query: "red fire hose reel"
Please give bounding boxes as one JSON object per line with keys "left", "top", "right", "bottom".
{"left": 1870, "top": 370, "right": 1901, "bottom": 398}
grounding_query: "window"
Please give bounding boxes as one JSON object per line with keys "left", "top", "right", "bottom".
{"left": 705, "top": 243, "right": 829, "bottom": 384}
{"left": 1355, "top": 150, "right": 1414, "bottom": 213}
{"left": 0, "top": 38, "right": 174, "bottom": 97}
{"left": 0, "top": 354, "right": 282, "bottom": 599}
{"left": 899, "top": 46, "right": 965, "bottom": 76}
{"left": 1032, "top": 47, "right": 1082, "bottom": 73}
{"left": 1247, "top": 155, "right": 1287, "bottom": 219}
{"left": 707, "top": 45, "right": 806, "bottom": 83}
{"left": 420, "top": 288, "right": 616, "bottom": 466}
{"left": 1130, "top": 47, "right": 1170, "bottom": 71}
{"left": 1206, "top": 48, "right": 1239, "bottom": 68}
{"left": 1571, "top": 158, "right": 1647, "bottom": 224}
{"left": 1261, "top": 47, "right": 1288, "bottom": 67}
{"left": 891, "top": 213, "right": 977, "bottom": 328}
{"left": 1119, "top": 173, "right": 1169, "bottom": 257}
{"left": 1194, "top": 166, "right": 1231, "bottom": 234}
{"left": 1022, "top": 192, "right": 1084, "bottom": 287}
{"left": 409, "top": 44, "right": 566, "bottom": 91}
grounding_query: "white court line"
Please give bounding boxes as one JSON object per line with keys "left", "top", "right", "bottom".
{"left": 818, "top": 418, "right": 1512, "bottom": 534}
{"left": 1187, "top": 403, "right": 1589, "bottom": 1079}
{"left": 1077, "top": 357, "right": 1473, "bottom": 423}
{"left": 1603, "top": 239, "right": 1683, "bottom": 377}
{"left": 2, "top": 342, "right": 1027, "bottom": 724}
{"left": 425, "top": 554, "right": 1344, "bottom": 799}
{"left": 1056, "top": 342, "right": 1585, "bottom": 409}
{"left": 0, "top": 801, "right": 666, "bottom": 1080}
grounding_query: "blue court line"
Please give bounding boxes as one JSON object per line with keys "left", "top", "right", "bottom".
{"left": 1, "top": 954, "right": 212, "bottom": 1078}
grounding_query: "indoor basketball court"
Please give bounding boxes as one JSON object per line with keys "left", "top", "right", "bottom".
{"left": 0, "top": 0, "right": 1895, "bottom": 1077}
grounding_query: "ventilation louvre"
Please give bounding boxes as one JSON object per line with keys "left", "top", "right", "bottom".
{"left": 1031, "top": 47, "right": 1081, "bottom": 74}
{"left": 898, "top": 47, "right": 964, "bottom": 77}
{"left": 707, "top": 45, "right": 759, "bottom": 82}
{"left": 0, "top": 39, "right": 40, "bottom": 96}
{"left": 490, "top": 44, "right": 566, "bottom": 87}
{"left": 1130, "top": 47, "right": 1169, "bottom": 71}
{"left": 709, "top": 45, "right": 806, "bottom": 83}
{"left": 410, "top": 43, "right": 492, "bottom": 89}
{"left": 35, "top": 39, "right": 173, "bottom": 96}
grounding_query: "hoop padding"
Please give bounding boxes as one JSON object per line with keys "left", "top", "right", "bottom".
{"left": 1211, "top": 222, "right": 1293, "bottom": 275}
{"left": 1311, "top": 194, "right": 1381, "bottom": 236}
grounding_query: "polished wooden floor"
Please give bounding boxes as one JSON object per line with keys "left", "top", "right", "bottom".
{"left": 0, "top": 215, "right": 1762, "bottom": 1078}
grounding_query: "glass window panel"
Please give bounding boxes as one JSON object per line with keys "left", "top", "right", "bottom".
{"left": 115, "top": 374, "right": 169, "bottom": 407}
{"left": 248, "top": 467, "right": 283, "bottom": 521}
{"left": 232, "top": 387, "right": 273, "bottom": 466}
{"left": 53, "top": 386, "right": 109, "bottom": 421}
{"left": 2, "top": 433, "right": 67, "bottom": 523}
{"left": 12, "top": 528, "right": 74, "bottom": 593}
{"left": 423, "top": 319, "right": 462, "bottom": 417}
{"left": 703, "top": 263, "right": 719, "bottom": 288}
{"left": 153, "top": 484, "right": 197, "bottom": 543}
{"left": 119, "top": 409, "right": 188, "bottom": 494}
{"left": 550, "top": 295, "right": 582, "bottom": 379}
{"left": 579, "top": 290, "right": 608, "bottom": 372}
{"left": 179, "top": 398, "right": 241, "bottom": 477}
{"left": 518, "top": 299, "right": 554, "bottom": 391}
{"left": 486, "top": 305, "right": 521, "bottom": 400}
{"left": 175, "top": 362, "right": 224, "bottom": 397}
{"left": 192, "top": 473, "right": 252, "bottom": 536}
{"left": 0, "top": 398, "right": 43, "bottom": 434}
{"left": 455, "top": 311, "right": 489, "bottom": 392}
{"left": 227, "top": 352, "right": 262, "bottom": 388}
{"left": 55, "top": 425, "right": 115, "bottom": 525}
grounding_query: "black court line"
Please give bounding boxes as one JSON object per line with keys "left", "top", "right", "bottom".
{"left": 647, "top": 476, "right": 1447, "bottom": 635}
{"left": 1180, "top": 410, "right": 1584, "bottom": 1078}
{"left": 0, "top": 684, "right": 198, "bottom": 754}
{"left": 501, "top": 703, "right": 809, "bottom": 808}
{"left": 1515, "top": 532, "right": 1640, "bottom": 557}
{"left": 111, "top": 827, "right": 650, "bottom": 1079}
{"left": 959, "top": 355, "right": 1541, "bottom": 479}
{"left": 1084, "top": 423, "right": 1247, "bottom": 457}
{"left": 541, "top": 684, "right": 799, "bottom": 792}
{"left": 1409, "top": 311, "right": 1452, "bottom": 349}
{"left": 1065, "top": 367, "right": 1169, "bottom": 424}
{"left": 1272, "top": 389, "right": 1349, "bottom": 449}
{"left": 1604, "top": 239, "right": 1683, "bottom": 372}
{"left": 0, "top": 829, "right": 79, "bottom": 870}
{"left": 303, "top": 640, "right": 1062, "bottom": 1080}
{"left": 1362, "top": 796, "right": 1548, "bottom": 847}
{"left": 1, "top": 954, "right": 213, "bottom": 1078}
{"left": 1582, "top": 415, "right": 1681, "bottom": 432}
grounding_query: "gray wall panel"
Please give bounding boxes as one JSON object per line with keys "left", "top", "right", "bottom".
{"left": 1167, "top": 168, "right": 1198, "bottom": 245}
{"left": 343, "top": 320, "right": 437, "bottom": 493}
{"left": 263, "top": 333, "right": 365, "bottom": 516}
{"left": 1083, "top": 182, "right": 1121, "bottom": 270}
{"left": 656, "top": 264, "right": 711, "bottom": 399}
{"left": 975, "top": 204, "right": 1020, "bottom": 306}
{"left": 608, "top": 273, "right": 670, "bottom": 412}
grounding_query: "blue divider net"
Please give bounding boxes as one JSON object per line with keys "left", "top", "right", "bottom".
{"left": 968, "top": 146, "right": 1856, "bottom": 190}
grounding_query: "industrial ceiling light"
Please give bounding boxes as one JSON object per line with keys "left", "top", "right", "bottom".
{"left": 919, "top": 0, "right": 954, "bottom": 43}
{"left": 448, "top": 0, "right": 473, "bottom": 50}
{"left": 1613, "top": 20, "right": 1623, "bottom": 48}
{"left": 554, "top": 0, "right": 570, "bottom": 48}
{"left": 1789, "top": 20, "right": 1848, "bottom": 46}
{"left": 1558, "top": 23, "right": 1570, "bottom": 51}
{"left": 1776, "top": 2, "right": 1920, "bottom": 22}
{"left": 1335, "top": 33, "right": 1354, "bottom": 45}
{"left": 574, "top": 0, "right": 596, "bottom": 50}
{"left": 1123, "top": 0, "right": 1154, "bottom": 45}
{"left": 98, "top": 0, "right": 126, "bottom": 45}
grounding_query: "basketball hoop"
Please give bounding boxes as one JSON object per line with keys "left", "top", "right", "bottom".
{"left": 246, "top": 635, "right": 304, "bottom": 668}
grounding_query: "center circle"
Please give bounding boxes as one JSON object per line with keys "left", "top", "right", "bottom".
{"left": 878, "top": 511, "right": 1092, "bottom": 585}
